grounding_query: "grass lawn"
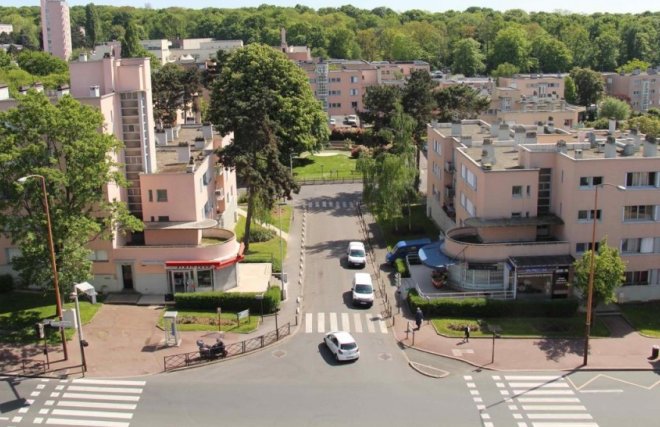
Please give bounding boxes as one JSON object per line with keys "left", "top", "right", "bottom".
{"left": 619, "top": 302, "right": 660, "bottom": 337}
{"left": 431, "top": 316, "right": 610, "bottom": 338}
{"left": 0, "top": 291, "right": 102, "bottom": 344}
{"left": 158, "top": 309, "right": 259, "bottom": 333}
{"left": 234, "top": 215, "right": 287, "bottom": 273}
{"left": 379, "top": 203, "right": 440, "bottom": 249}
{"left": 293, "top": 153, "right": 360, "bottom": 180}
{"left": 237, "top": 204, "right": 293, "bottom": 234}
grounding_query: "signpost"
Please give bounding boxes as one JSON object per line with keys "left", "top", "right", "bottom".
{"left": 237, "top": 309, "right": 250, "bottom": 326}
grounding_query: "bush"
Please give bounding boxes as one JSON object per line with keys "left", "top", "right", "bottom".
{"left": 249, "top": 224, "right": 274, "bottom": 242}
{"left": 351, "top": 145, "right": 370, "bottom": 159}
{"left": 0, "top": 274, "right": 14, "bottom": 293}
{"left": 174, "top": 286, "right": 281, "bottom": 314}
{"left": 407, "top": 289, "right": 579, "bottom": 318}
{"left": 394, "top": 258, "right": 409, "bottom": 277}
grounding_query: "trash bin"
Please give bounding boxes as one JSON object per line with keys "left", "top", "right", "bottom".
{"left": 651, "top": 345, "right": 659, "bottom": 360}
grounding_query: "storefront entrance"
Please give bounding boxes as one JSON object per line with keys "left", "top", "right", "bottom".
{"left": 508, "top": 255, "right": 574, "bottom": 299}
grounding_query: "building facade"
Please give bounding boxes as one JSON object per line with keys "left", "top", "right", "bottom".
{"left": 40, "top": 0, "right": 72, "bottom": 61}
{"left": 603, "top": 68, "right": 660, "bottom": 113}
{"left": 426, "top": 119, "right": 660, "bottom": 302}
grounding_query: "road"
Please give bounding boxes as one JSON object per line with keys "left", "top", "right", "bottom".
{"left": 1, "top": 184, "right": 659, "bottom": 427}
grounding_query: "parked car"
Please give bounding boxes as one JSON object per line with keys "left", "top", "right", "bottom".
{"left": 324, "top": 331, "right": 360, "bottom": 362}
{"left": 385, "top": 238, "right": 432, "bottom": 265}
{"left": 346, "top": 241, "right": 366, "bottom": 268}
{"left": 329, "top": 118, "right": 336, "bottom": 127}
{"left": 351, "top": 272, "right": 374, "bottom": 307}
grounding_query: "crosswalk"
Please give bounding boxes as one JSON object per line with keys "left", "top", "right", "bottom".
{"left": 11, "top": 378, "right": 145, "bottom": 427}
{"left": 304, "top": 200, "right": 359, "bottom": 211}
{"left": 486, "top": 374, "right": 597, "bottom": 427}
{"left": 304, "top": 312, "right": 388, "bottom": 334}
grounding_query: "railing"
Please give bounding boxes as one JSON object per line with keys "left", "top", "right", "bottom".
{"left": 416, "top": 286, "right": 514, "bottom": 300}
{"left": 0, "top": 359, "right": 47, "bottom": 377}
{"left": 163, "top": 323, "right": 291, "bottom": 372}
{"left": 295, "top": 176, "right": 362, "bottom": 185}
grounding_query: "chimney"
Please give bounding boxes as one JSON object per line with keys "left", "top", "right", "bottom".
{"left": 631, "top": 128, "right": 642, "bottom": 147}
{"left": 451, "top": 119, "right": 462, "bottom": 137}
{"left": 588, "top": 132, "right": 597, "bottom": 148}
{"left": 56, "top": 84, "right": 70, "bottom": 99}
{"left": 574, "top": 148, "right": 583, "bottom": 159}
{"left": 460, "top": 135, "right": 472, "bottom": 147}
{"left": 498, "top": 123, "right": 510, "bottom": 141}
{"left": 176, "top": 144, "right": 191, "bottom": 163}
{"left": 643, "top": 135, "right": 658, "bottom": 157}
{"left": 481, "top": 138, "right": 496, "bottom": 164}
{"left": 19, "top": 85, "right": 29, "bottom": 95}
{"left": 513, "top": 126, "right": 526, "bottom": 146}
{"left": 547, "top": 120, "right": 555, "bottom": 133}
{"left": 33, "top": 82, "right": 44, "bottom": 93}
{"left": 202, "top": 124, "right": 213, "bottom": 141}
{"left": 525, "top": 131, "right": 537, "bottom": 145}
{"left": 79, "top": 52, "right": 87, "bottom": 62}
{"left": 491, "top": 121, "right": 499, "bottom": 138}
{"left": 280, "top": 27, "right": 288, "bottom": 53}
{"left": 608, "top": 118, "right": 616, "bottom": 134}
{"left": 622, "top": 143, "right": 635, "bottom": 156}
{"left": 89, "top": 85, "right": 100, "bottom": 97}
{"left": 0, "top": 85, "right": 9, "bottom": 101}
{"left": 556, "top": 140, "right": 567, "bottom": 154}
{"left": 604, "top": 135, "right": 617, "bottom": 158}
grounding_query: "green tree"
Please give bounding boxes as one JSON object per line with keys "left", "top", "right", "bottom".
{"left": 450, "top": 38, "right": 485, "bottom": 77}
{"left": 531, "top": 36, "right": 572, "bottom": 73}
{"left": 616, "top": 59, "right": 651, "bottom": 74}
{"left": 207, "top": 44, "right": 328, "bottom": 250}
{"left": 151, "top": 63, "right": 184, "bottom": 127}
{"left": 0, "top": 50, "right": 11, "bottom": 69}
{"left": 490, "top": 62, "right": 519, "bottom": 79}
{"left": 598, "top": 97, "right": 631, "bottom": 121}
{"left": 564, "top": 75, "right": 578, "bottom": 105}
{"left": 121, "top": 18, "right": 145, "bottom": 59}
{"left": 590, "top": 31, "right": 619, "bottom": 71}
{"left": 490, "top": 26, "right": 531, "bottom": 72}
{"left": 359, "top": 85, "right": 402, "bottom": 135}
{"left": 16, "top": 51, "right": 68, "bottom": 76}
{"left": 572, "top": 238, "right": 626, "bottom": 309}
{"left": 560, "top": 24, "right": 591, "bottom": 68}
{"left": 433, "top": 85, "right": 490, "bottom": 122}
{"left": 569, "top": 67, "right": 604, "bottom": 107}
{"left": 84, "top": 3, "right": 102, "bottom": 48}
{"left": 0, "top": 91, "right": 142, "bottom": 293}
{"left": 181, "top": 67, "right": 202, "bottom": 123}
{"left": 627, "top": 115, "right": 660, "bottom": 137}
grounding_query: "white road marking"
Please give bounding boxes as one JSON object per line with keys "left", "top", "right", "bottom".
{"left": 341, "top": 313, "right": 350, "bottom": 331}
{"left": 512, "top": 390, "right": 574, "bottom": 395}
{"left": 505, "top": 376, "right": 564, "bottom": 381}
{"left": 376, "top": 315, "right": 388, "bottom": 333}
{"left": 353, "top": 313, "right": 362, "bottom": 333}
{"left": 517, "top": 398, "right": 580, "bottom": 403}
{"left": 329, "top": 312, "right": 338, "bottom": 332}
{"left": 305, "top": 313, "right": 312, "bottom": 333}
{"left": 73, "top": 379, "right": 146, "bottom": 386}
{"left": 56, "top": 401, "right": 137, "bottom": 410}
{"left": 51, "top": 409, "right": 133, "bottom": 419}
{"left": 579, "top": 389, "right": 623, "bottom": 393}
{"left": 509, "top": 382, "right": 569, "bottom": 388}
{"left": 61, "top": 393, "right": 140, "bottom": 402}
{"left": 527, "top": 414, "right": 592, "bottom": 420}
{"left": 317, "top": 313, "right": 325, "bottom": 333}
{"left": 366, "top": 314, "right": 375, "bottom": 333}
{"left": 45, "top": 418, "right": 129, "bottom": 427}
{"left": 530, "top": 423, "right": 598, "bottom": 427}
{"left": 522, "top": 405, "right": 587, "bottom": 411}
{"left": 65, "top": 386, "right": 142, "bottom": 394}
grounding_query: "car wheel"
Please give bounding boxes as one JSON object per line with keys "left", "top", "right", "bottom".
{"left": 335, "top": 352, "right": 340, "bottom": 362}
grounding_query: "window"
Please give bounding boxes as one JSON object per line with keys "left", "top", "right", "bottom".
{"left": 621, "top": 237, "right": 659, "bottom": 254}
{"left": 329, "top": 103, "right": 341, "bottom": 108}
{"left": 461, "top": 165, "right": 477, "bottom": 189}
{"left": 576, "top": 242, "right": 599, "bottom": 253}
{"left": 349, "top": 88, "right": 358, "bottom": 96}
{"left": 329, "top": 77, "right": 341, "bottom": 83}
{"left": 512, "top": 186, "right": 523, "bottom": 198}
{"left": 88, "top": 250, "right": 108, "bottom": 262}
{"left": 623, "top": 205, "right": 656, "bottom": 222}
{"left": 579, "top": 176, "right": 603, "bottom": 187}
{"left": 626, "top": 171, "right": 658, "bottom": 187}
{"left": 351, "top": 101, "right": 358, "bottom": 109}
{"left": 158, "top": 216, "right": 170, "bottom": 222}
{"left": 511, "top": 212, "right": 522, "bottom": 218}
{"left": 148, "top": 190, "right": 153, "bottom": 202}
{"left": 350, "top": 76, "right": 359, "bottom": 83}
{"left": 6, "top": 248, "right": 22, "bottom": 263}
{"left": 156, "top": 189, "right": 167, "bottom": 202}
{"left": 623, "top": 271, "right": 649, "bottom": 286}
{"left": 577, "top": 209, "right": 601, "bottom": 221}
{"left": 329, "top": 90, "right": 341, "bottom": 96}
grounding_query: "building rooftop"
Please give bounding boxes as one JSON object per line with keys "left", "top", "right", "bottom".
{"left": 155, "top": 126, "right": 214, "bottom": 173}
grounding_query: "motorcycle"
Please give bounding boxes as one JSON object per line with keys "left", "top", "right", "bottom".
{"left": 197, "top": 338, "right": 228, "bottom": 359}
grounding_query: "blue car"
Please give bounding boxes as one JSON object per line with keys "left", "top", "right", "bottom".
{"left": 385, "top": 238, "right": 432, "bottom": 265}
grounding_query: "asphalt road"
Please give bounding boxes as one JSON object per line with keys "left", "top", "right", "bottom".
{"left": 1, "top": 184, "right": 659, "bottom": 427}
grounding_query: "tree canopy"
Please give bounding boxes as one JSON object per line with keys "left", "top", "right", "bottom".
{"left": 0, "top": 91, "right": 142, "bottom": 293}
{"left": 572, "top": 238, "right": 626, "bottom": 308}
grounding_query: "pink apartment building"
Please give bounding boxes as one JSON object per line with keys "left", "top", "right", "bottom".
{"left": 426, "top": 119, "right": 660, "bottom": 302}
{"left": 40, "top": 0, "right": 72, "bottom": 61}
{"left": 0, "top": 54, "right": 240, "bottom": 296}
{"left": 603, "top": 68, "right": 660, "bottom": 113}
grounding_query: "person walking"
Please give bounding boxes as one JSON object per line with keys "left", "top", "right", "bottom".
{"left": 414, "top": 307, "right": 424, "bottom": 330}
{"left": 463, "top": 325, "right": 470, "bottom": 343}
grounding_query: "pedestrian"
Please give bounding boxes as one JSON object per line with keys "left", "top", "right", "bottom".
{"left": 463, "top": 325, "right": 470, "bottom": 343}
{"left": 415, "top": 307, "right": 423, "bottom": 330}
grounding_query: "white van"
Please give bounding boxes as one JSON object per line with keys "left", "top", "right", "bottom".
{"left": 347, "top": 241, "right": 366, "bottom": 268}
{"left": 352, "top": 273, "right": 374, "bottom": 307}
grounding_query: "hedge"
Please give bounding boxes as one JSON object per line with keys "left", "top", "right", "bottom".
{"left": 0, "top": 274, "right": 14, "bottom": 293}
{"left": 407, "top": 289, "right": 579, "bottom": 318}
{"left": 174, "top": 286, "right": 281, "bottom": 314}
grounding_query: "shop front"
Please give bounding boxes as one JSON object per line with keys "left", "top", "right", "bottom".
{"left": 508, "top": 255, "right": 574, "bottom": 299}
{"left": 165, "top": 257, "right": 242, "bottom": 294}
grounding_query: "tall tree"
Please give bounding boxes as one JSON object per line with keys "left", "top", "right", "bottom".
{"left": 490, "top": 26, "right": 531, "bottom": 72}
{"left": 180, "top": 67, "right": 202, "bottom": 123}
{"left": 0, "top": 91, "right": 142, "bottom": 293}
{"left": 598, "top": 97, "right": 631, "bottom": 121}
{"left": 16, "top": 51, "right": 68, "bottom": 76}
{"left": 207, "top": 44, "right": 328, "bottom": 250}
{"left": 572, "top": 238, "right": 626, "bottom": 309}
{"left": 359, "top": 85, "right": 402, "bottom": 134}
{"left": 84, "top": 3, "right": 102, "bottom": 48}
{"left": 590, "top": 31, "right": 620, "bottom": 71}
{"left": 531, "top": 36, "right": 572, "bottom": 73}
{"left": 121, "top": 18, "right": 144, "bottom": 59}
{"left": 433, "top": 85, "right": 490, "bottom": 122}
{"left": 151, "top": 63, "right": 184, "bottom": 128}
{"left": 564, "top": 75, "right": 578, "bottom": 105}
{"left": 570, "top": 67, "right": 605, "bottom": 108}
{"left": 450, "top": 38, "right": 485, "bottom": 77}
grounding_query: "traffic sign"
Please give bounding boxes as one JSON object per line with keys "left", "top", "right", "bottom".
{"left": 48, "top": 320, "right": 73, "bottom": 328}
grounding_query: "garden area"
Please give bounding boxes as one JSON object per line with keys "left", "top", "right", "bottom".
{"left": 619, "top": 301, "right": 660, "bottom": 337}
{"left": 292, "top": 152, "right": 360, "bottom": 181}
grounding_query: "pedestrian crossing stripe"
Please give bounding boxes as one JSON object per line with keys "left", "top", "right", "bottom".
{"left": 304, "top": 312, "right": 387, "bottom": 334}
{"left": 305, "top": 200, "right": 358, "bottom": 209}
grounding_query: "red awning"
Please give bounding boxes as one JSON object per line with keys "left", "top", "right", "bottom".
{"left": 165, "top": 255, "right": 244, "bottom": 270}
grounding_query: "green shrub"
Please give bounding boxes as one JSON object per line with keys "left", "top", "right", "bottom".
{"left": 394, "top": 258, "right": 409, "bottom": 277}
{"left": 249, "top": 224, "right": 275, "bottom": 242}
{"left": 407, "top": 289, "right": 578, "bottom": 318}
{"left": 237, "top": 192, "right": 248, "bottom": 204}
{"left": 174, "top": 286, "right": 281, "bottom": 314}
{"left": 0, "top": 274, "right": 14, "bottom": 293}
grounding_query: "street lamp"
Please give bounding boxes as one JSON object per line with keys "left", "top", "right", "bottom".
{"left": 278, "top": 200, "right": 286, "bottom": 299}
{"left": 70, "top": 288, "right": 89, "bottom": 374}
{"left": 289, "top": 153, "right": 294, "bottom": 174}
{"left": 17, "top": 174, "right": 68, "bottom": 360}
{"left": 583, "top": 182, "right": 625, "bottom": 366}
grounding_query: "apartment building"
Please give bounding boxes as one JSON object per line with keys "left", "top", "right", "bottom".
{"left": 426, "top": 119, "right": 660, "bottom": 302}
{"left": 40, "top": 0, "right": 72, "bottom": 61}
{"left": 603, "top": 68, "right": 660, "bottom": 113}
{"left": 0, "top": 24, "right": 13, "bottom": 35}
{"left": 0, "top": 54, "right": 240, "bottom": 296}
{"left": 299, "top": 59, "right": 430, "bottom": 116}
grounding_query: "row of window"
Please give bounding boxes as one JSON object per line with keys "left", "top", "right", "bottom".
{"left": 327, "top": 89, "right": 360, "bottom": 96}
{"left": 328, "top": 102, "right": 359, "bottom": 109}
{"left": 576, "top": 205, "right": 659, "bottom": 222}
{"left": 623, "top": 270, "right": 660, "bottom": 287}
{"left": 575, "top": 237, "right": 660, "bottom": 255}
{"left": 328, "top": 76, "right": 361, "bottom": 83}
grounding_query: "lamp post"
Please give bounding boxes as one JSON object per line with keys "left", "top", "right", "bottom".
{"left": 278, "top": 201, "right": 286, "bottom": 299}
{"left": 583, "top": 183, "right": 625, "bottom": 366}
{"left": 17, "top": 174, "right": 68, "bottom": 360}
{"left": 70, "top": 288, "right": 88, "bottom": 374}
{"left": 289, "top": 154, "right": 294, "bottom": 174}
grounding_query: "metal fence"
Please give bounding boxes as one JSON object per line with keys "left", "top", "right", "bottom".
{"left": 0, "top": 359, "right": 47, "bottom": 377}
{"left": 415, "top": 286, "right": 514, "bottom": 300}
{"left": 295, "top": 177, "right": 362, "bottom": 186}
{"left": 163, "top": 322, "right": 291, "bottom": 372}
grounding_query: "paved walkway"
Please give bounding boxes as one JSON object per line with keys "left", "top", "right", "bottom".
{"left": 2, "top": 193, "right": 659, "bottom": 379}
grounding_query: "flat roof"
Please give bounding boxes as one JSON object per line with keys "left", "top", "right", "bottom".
{"left": 156, "top": 126, "right": 213, "bottom": 173}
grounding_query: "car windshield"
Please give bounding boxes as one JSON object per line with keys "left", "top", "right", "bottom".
{"left": 349, "top": 249, "right": 365, "bottom": 257}
{"left": 340, "top": 342, "right": 357, "bottom": 350}
{"left": 354, "top": 284, "right": 373, "bottom": 294}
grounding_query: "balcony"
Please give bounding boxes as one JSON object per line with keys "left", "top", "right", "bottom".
{"left": 444, "top": 227, "right": 571, "bottom": 262}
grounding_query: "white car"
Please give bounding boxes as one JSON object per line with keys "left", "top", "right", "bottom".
{"left": 352, "top": 272, "right": 374, "bottom": 307}
{"left": 324, "top": 331, "right": 360, "bottom": 362}
{"left": 346, "top": 241, "right": 366, "bottom": 268}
